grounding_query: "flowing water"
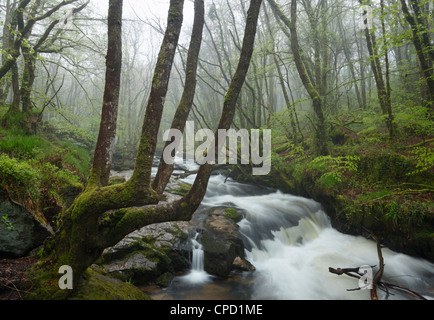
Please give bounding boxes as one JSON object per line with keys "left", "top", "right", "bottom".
{"left": 179, "top": 232, "right": 212, "bottom": 285}
{"left": 124, "top": 158, "right": 434, "bottom": 300}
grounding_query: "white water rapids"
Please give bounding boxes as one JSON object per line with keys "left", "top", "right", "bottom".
{"left": 118, "top": 156, "right": 434, "bottom": 300}
{"left": 180, "top": 172, "right": 434, "bottom": 300}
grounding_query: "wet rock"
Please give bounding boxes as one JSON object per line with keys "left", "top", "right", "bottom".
{"left": 100, "top": 221, "right": 192, "bottom": 286}
{"left": 200, "top": 207, "right": 253, "bottom": 278}
{"left": 232, "top": 256, "right": 256, "bottom": 272}
{"left": 0, "top": 189, "right": 52, "bottom": 258}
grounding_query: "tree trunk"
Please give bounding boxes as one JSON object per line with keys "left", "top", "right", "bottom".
{"left": 360, "top": 0, "right": 394, "bottom": 138}
{"left": 129, "top": 0, "right": 184, "bottom": 193}
{"left": 25, "top": 0, "right": 262, "bottom": 300}
{"left": 263, "top": 4, "right": 297, "bottom": 140}
{"left": 267, "top": 0, "right": 328, "bottom": 155}
{"left": 87, "top": 0, "right": 123, "bottom": 188}
{"left": 0, "top": 0, "right": 14, "bottom": 105}
{"left": 152, "top": 0, "right": 205, "bottom": 195}
{"left": 400, "top": 0, "right": 434, "bottom": 112}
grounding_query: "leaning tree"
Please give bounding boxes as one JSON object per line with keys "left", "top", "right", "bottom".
{"left": 26, "top": 0, "right": 263, "bottom": 300}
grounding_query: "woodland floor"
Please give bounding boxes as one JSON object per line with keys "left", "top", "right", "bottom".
{"left": 0, "top": 256, "right": 39, "bottom": 300}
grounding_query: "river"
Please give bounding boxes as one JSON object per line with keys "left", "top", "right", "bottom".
{"left": 132, "top": 158, "right": 434, "bottom": 300}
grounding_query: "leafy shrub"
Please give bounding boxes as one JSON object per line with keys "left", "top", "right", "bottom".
{"left": 1, "top": 214, "right": 15, "bottom": 231}
{"left": 394, "top": 105, "right": 433, "bottom": 137}
{"left": 407, "top": 147, "right": 434, "bottom": 176}
{"left": 311, "top": 155, "right": 360, "bottom": 189}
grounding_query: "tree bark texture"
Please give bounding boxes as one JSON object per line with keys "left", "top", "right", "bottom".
{"left": 400, "top": 0, "right": 434, "bottom": 111}
{"left": 130, "top": 0, "right": 185, "bottom": 192}
{"left": 88, "top": 0, "right": 123, "bottom": 188}
{"left": 152, "top": 0, "right": 205, "bottom": 195}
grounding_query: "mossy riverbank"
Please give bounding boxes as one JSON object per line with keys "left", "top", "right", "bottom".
{"left": 234, "top": 137, "right": 434, "bottom": 262}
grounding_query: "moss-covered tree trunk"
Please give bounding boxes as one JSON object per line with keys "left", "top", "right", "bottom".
{"left": 129, "top": 0, "right": 185, "bottom": 193}
{"left": 25, "top": 0, "right": 183, "bottom": 300}
{"left": 87, "top": 0, "right": 124, "bottom": 188}
{"left": 359, "top": 0, "right": 394, "bottom": 139}
{"left": 152, "top": 0, "right": 205, "bottom": 195}
{"left": 26, "top": 0, "right": 262, "bottom": 300}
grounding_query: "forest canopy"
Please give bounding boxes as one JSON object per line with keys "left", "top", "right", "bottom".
{"left": 0, "top": 0, "right": 432, "bottom": 147}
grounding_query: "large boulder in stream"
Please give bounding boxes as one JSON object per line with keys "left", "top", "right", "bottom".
{"left": 0, "top": 188, "right": 52, "bottom": 257}
{"left": 200, "top": 207, "right": 255, "bottom": 278}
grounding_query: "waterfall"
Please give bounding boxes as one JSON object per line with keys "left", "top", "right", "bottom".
{"left": 191, "top": 233, "right": 205, "bottom": 272}
{"left": 181, "top": 232, "right": 212, "bottom": 285}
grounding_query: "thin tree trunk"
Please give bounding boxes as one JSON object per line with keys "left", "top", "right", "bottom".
{"left": 152, "top": 0, "right": 205, "bottom": 195}
{"left": 360, "top": 0, "right": 394, "bottom": 138}
{"left": 130, "top": 0, "right": 184, "bottom": 192}
{"left": 381, "top": 0, "right": 394, "bottom": 138}
{"left": 267, "top": 0, "right": 328, "bottom": 155}
{"left": 400, "top": 0, "right": 434, "bottom": 110}
{"left": 338, "top": 14, "right": 363, "bottom": 110}
{"left": 87, "top": 0, "right": 123, "bottom": 188}
{"left": 263, "top": 5, "right": 297, "bottom": 140}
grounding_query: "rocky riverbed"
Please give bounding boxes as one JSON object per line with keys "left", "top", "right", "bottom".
{"left": 95, "top": 172, "right": 255, "bottom": 290}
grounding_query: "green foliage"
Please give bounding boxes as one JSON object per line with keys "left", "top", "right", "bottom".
{"left": 393, "top": 105, "right": 433, "bottom": 137}
{"left": 311, "top": 155, "right": 360, "bottom": 189}
{"left": 44, "top": 118, "right": 97, "bottom": 150}
{"left": 0, "top": 152, "right": 82, "bottom": 222}
{"left": 271, "top": 142, "right": 308, "bottom": 177}
{"left": 1, "top": 214, "right": 15, "bottom": 231}
{"left": 0, "top": 132, "right": 53, "bottom": 159}
{"left": 407, "top": 147, "right": 434, "bottom": 176}
{"left": 0, "top": 154, "right": 42, "bottom": 205}
{"left": 0, "top": 126, "right": 91, "bottom": 180}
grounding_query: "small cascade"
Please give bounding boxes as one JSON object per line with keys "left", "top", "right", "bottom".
{"left": 181, "top": 232, "right": 212, "bottom": 285}
{"left": 191, "top": 233, "right": 205, "bottom": 272}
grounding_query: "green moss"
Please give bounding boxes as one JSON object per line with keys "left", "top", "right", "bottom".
{"left": 224, "top": 208, "right": 243, "bottom": 223}
{"left": 169, "top": 182, "right": 192, "bottom": 196}
{"left": 156, "top": 272, "right": 174, "bottom": 287}
{"left": 70, "top": 266, "right": 151, "bottom": 300}
{"left": 109, "top": 176, "right": 127, "bottom": 186}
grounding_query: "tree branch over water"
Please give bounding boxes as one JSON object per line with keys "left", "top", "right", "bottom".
{"left": 329, "top": 234, "right": 427, "bottom": 300}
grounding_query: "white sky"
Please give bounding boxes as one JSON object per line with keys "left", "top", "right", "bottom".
{"left": 89, "top": 0, "right": 195, "bottom": 27}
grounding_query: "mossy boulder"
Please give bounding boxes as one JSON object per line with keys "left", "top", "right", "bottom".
{"left": 165, "top": 181, "right": 192, "bottom": 197}
{"left": 223, "top": 207, "right": 244, "bottom": 223}
{"left": 70, "top": 265, "right": 151, "bottom": 300}
{"left": 0, "top": 188, "right": 53, "bottom": 257}
{"left": 99, "top": 222, "right": 191, "bottom": 286}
